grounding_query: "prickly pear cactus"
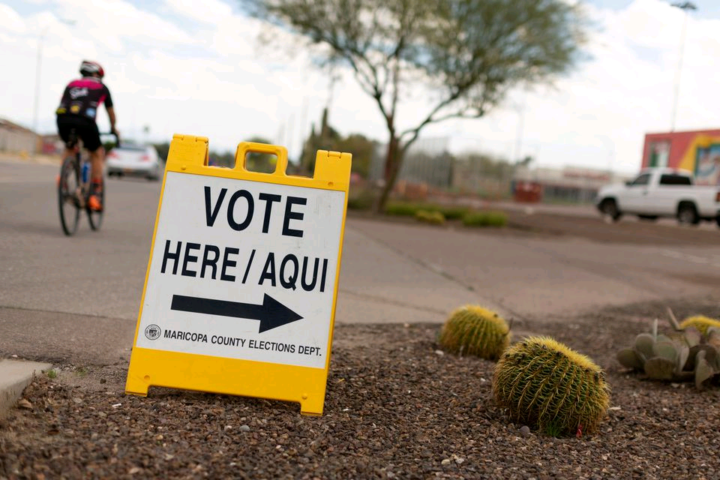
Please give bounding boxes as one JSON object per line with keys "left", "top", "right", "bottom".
{"left": 679, "top": 315, "right": 720, "bottom": 336}
{"left": 617, "top": 319, "right": 720, "bottom": 389}
{"left": 438, "top": 305, "right": 510, "bottom": 360}
{"left": 493, "top": 337, "right": 610, "bottom": 436}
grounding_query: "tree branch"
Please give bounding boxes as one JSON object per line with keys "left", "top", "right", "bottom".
{"left": 397, "top": 89, "right": 465, "bottom": 140}
{"left": 399, "top": 97, "right": 487, "bottom": 148}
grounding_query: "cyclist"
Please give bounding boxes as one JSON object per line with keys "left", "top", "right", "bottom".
{"left": 56, "top": 60, "right": 118, "bottom": 211}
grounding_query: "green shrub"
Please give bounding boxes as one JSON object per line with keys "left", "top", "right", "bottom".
{"left": 486, "top": 212, "right": 507, "bottom": 227}
{"left": 347, "top": 189, "right": 376, "bottom": 211}
{"left": 493, "top": 337, "right": 610, "bottom": 437}
{"left": 438, "top": 305, "right": 511, "bottom": 360}
{"left": 462, "top": 211, "right": 488, "bottom": 227}
{"left": 384, "top": 202, "right": 425, "bottom": 216}
{"left": 436, "top": 205, "right": 469, "bottom": 220}
{"left": 385, "top": 202, "right": 471, "bottom": 220}
{"left": 414, "top": 210, "right": 445, "bottom": 225}
{"left": 462, "top": 211, "right": 507, "bottom": 227}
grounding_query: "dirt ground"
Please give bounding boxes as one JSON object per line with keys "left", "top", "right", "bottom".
{"left": 348, "top": 208, "right": 719, "bottom": 247}
{"left": 501, "top": 210, "right": 719, "bottom": 247}
{"left": 2, "top": 298, "right": 719, "bottom": 479}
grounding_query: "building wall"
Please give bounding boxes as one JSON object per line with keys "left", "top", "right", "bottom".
{"left": 0, "top": 119, "right": 39, "bottom": 155}
{"left": 641, "top": 129, "right": 720, "bottom": 185}
{"left": 41, "top": 134, "right": 64, "bottom": 155}
{"left": 0, "top": 128, "right": 37, "bottom": 154}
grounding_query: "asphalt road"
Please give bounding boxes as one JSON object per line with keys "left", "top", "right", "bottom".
{"left": 1, "top": 159, "right": 719, "bottom": 366}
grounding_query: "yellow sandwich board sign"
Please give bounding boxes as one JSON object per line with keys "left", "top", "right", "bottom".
{"left": 125, "top": 135, "right": 351, "bottom": 415}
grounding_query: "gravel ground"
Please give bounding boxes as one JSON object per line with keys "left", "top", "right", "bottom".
{"left": 2, "top": 298, "right": 720, "bottom": 479}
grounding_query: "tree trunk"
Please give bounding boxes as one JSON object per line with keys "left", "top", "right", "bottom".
{"left": 376, "top": 136, "right": 403, "bottom": 213}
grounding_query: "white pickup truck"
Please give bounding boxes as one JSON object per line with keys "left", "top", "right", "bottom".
{"left": 595, "top": 168, "right": 720, "bottom": 226}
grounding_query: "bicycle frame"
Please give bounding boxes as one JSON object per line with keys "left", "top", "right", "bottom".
{"left": 65, "top": 140, "right": 92, "bottom": 208}
{"left": 57, "top": 129, "right": 117, "bottom": 235}
{"left": 64, "top": 131, "right": 117, "bottom": 206}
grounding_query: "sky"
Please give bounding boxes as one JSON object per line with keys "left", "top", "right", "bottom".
{"left": 1, "top": 0, "right": 719, "bottom": 175}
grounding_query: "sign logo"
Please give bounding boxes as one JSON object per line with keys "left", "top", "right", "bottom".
{"left": 125, "top": 137, "right": 351, "bottom": 416}
{"left": 70, "top": 87, "right": 88, "bottom": 99}
{"left": 144, "top": 324, "right": 161, "bottom": 340}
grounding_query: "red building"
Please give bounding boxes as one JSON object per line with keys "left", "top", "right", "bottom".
{"left": 642, "top": 129, "right": 720, "bottom": 186}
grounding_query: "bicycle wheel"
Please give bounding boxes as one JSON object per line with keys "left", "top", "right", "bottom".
{"left": 58, "top": 157, "right": 81, "bottom": 236}
{"left": 87, "top": 178, "right": 104, "bottom": 231}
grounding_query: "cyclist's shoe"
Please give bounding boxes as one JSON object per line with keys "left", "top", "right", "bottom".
{"left": 88, "top": 195, "right": 102, "bottom": 212}
{"left": 88, "top": 181, "right": 104, "bottom": 212}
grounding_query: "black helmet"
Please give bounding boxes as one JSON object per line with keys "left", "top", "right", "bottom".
{"left": 80, "top": 60, "right": 104, "bottom": 78}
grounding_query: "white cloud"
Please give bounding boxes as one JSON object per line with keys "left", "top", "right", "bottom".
{"left": 0, "top": 4, "right": 25, "bottom": 33}
{"left": 1, "top": 0, "right": 719, "bottom": 176}
{"left": 50, "top": 0, "right": 195, "bottom": 53}
{"left": 164, "top": 0, "right": 233, "bottom": 24}
{"left": 424, "top": 0, "right": 720, "bottom": 174}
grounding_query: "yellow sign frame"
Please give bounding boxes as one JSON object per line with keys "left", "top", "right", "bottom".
{"left": 125, "top": 134, "right": 351, "bottom": 416}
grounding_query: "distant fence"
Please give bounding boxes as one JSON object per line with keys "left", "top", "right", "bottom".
{"left": 369, "top": 138, "right": 512, "bottom": 200}
{"left": 367, "top": 138, "right": 611, "bottom": 204}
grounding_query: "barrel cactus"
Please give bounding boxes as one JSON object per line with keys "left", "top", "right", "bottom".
{"left": 493, "top": 337, "right": 610, "bottom": 436}
{"left": 617, "top": 319, "right": 720, "bottom": 389}
{"left": 438, "top": 305, "right": 510, "bottom": 360}
{"left": 679, "top": 315, "right": 720, "bottom": 336}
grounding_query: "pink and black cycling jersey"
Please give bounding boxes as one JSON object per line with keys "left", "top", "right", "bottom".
{"left": 56, "top": 77, "right": 113, "bottom": 121}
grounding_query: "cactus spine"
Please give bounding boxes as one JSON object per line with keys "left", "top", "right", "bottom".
{"left": 493, "top": 337, "right": 610, "bottom": 436}
{"left": 438, "top": 306, "right": 510, "bottom": 360}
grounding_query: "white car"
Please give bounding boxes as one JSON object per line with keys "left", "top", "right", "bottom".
{"left": 596, "top": 168, "right": 720, "bottom": 226}
{"left": 106, "top": 144, "right": 163, "bottom": 181}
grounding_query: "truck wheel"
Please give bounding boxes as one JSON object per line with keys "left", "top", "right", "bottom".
{"left": 677, "top": 203, "right": 700, "bottom": 226}
{"left": 638, "top": 215, "right": 658, "bottom": 222}
{"left": 600, "top": 199, "right": 622, "bottom": 222}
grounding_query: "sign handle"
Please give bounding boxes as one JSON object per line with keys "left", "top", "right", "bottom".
{"left": 235, "top": 142, "right": 289, "bottom": 176}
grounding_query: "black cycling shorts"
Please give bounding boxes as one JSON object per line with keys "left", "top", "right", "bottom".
{"left": 57, "top": 115, "right": 101, "bottom": 152}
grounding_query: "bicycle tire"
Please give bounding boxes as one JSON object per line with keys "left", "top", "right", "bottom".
{"left": 87, "top": 179, "right": 104, "bottom": 231}
{"left": 58, "top": 157, "right": 81, "bottom": 236}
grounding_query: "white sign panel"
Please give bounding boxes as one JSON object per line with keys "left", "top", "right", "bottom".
{"left": 135, "top": 171, "right": 345, "bottom": 369}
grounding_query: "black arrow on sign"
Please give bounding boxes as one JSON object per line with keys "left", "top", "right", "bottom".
{"left": 170, "top": 294, "right": 303, "bottom": 333}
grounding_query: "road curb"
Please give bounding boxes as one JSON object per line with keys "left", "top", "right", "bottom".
{"left": 0, "top": 359, "right": 52, "bottom": 419}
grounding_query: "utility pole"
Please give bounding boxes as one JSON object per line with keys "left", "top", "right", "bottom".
{"left": 512, "top": 89, "right": 527, "bottom": 164}
{"left": 670, "top": 1, "right": 697, "bottom": 132}
{"left": 32, "top": 26, "right": 49, "bottom": 134}
{"left": 33, "top": 19, "right": 75, "bottom": 135}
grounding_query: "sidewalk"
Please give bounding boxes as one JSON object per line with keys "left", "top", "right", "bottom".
{"left": 0, "top": 359, "right": 51, "bottom": 419}
{"left": 0, "top": 152, "right": 62, "bottom": 166}
{"left": 336, "top": 226, "right": 506, "bottom": 324}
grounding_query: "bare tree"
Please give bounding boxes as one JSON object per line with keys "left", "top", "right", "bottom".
{"left": 243, "top": 0, "right": 588, "bottom": 210}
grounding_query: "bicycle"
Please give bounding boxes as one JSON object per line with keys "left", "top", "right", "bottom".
{"left": 57, "top": 130, "right": 119, "bottom": 236}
